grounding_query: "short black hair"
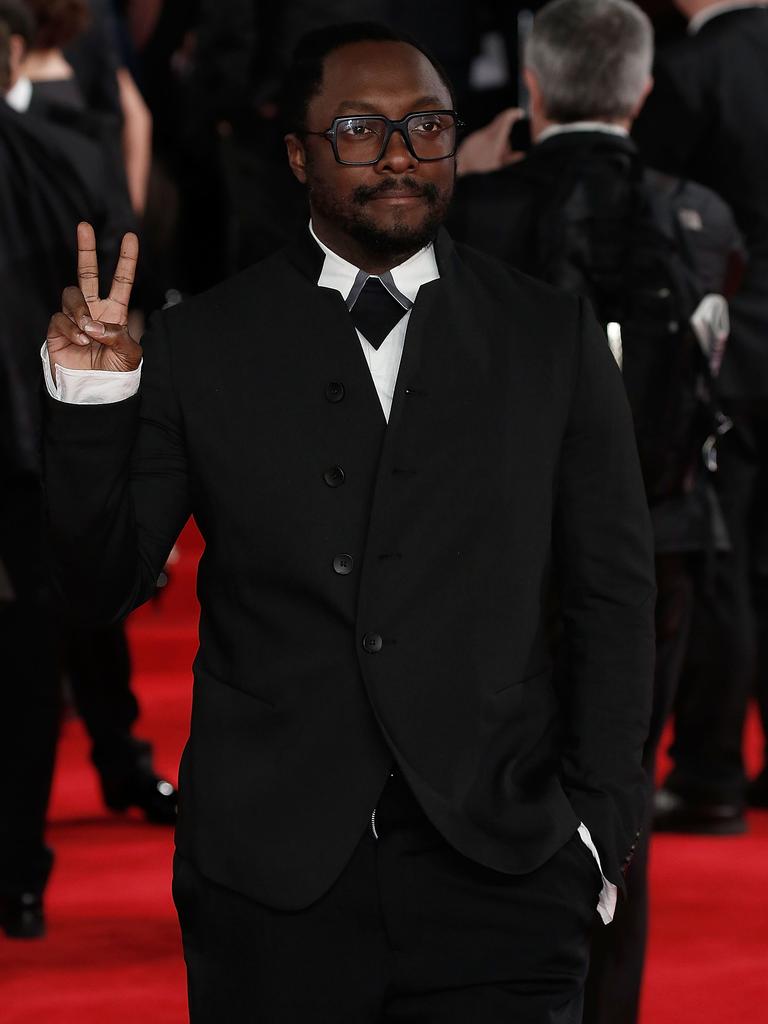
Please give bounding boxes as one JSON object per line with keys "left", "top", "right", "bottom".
{"left": 280, "top": 21, "right": 457, "bottom": 134}
{"left": 0, "top": 0, "right": 34, "bottom": 48}
{"left": 24, "top": 0, "right": 90, "bottom": 50}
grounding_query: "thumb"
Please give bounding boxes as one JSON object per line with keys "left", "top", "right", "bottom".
{"left": 83, "top": 320, "right": 126, "bottom": 347}
{"left": 84, "top": 319, "right": 142, "bottom": 369}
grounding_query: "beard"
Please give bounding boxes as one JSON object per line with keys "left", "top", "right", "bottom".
{"left": 306, "top": 166, "right": 454, "bottom": 260}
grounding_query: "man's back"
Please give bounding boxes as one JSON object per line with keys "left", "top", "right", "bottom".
{"left": 451, "top": 129, "right": 740, "bottom": 546}
{"left": 452, "top": 131, "right": 738, "bottom": 295}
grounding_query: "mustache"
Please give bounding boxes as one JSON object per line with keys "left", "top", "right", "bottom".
{"left": 352, "top": 177, "right": 440, "bottom": 205}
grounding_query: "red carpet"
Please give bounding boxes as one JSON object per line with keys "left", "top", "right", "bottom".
{"left": 1, "top": 521, "right": 767, "bottom": 1022}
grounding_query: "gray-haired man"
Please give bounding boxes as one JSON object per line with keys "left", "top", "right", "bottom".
{"left": 635, "top": 0, "right": 768, "bottom": 832}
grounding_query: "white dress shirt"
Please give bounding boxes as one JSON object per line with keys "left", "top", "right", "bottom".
{"left": 5, "top": 75, "right": 33, "bottom": 114}
{"left": 537, "top": 122, "right": 629, "bottom": 145}
{"left": 41, "top": 224, "right": 617, "bottom": 922}
{"left": 310, "top": 221, "right": 438, "bottom": 421}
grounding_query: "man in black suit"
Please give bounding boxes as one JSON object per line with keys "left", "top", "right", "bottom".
{"left": 633, "top": 0, "right": 768, "bottom": 827}
{"left": 434, "top": 0, "right": 743, "bottom": 1019}
{"left": 41, "top": 22, "right": 654, "bottom": 1022}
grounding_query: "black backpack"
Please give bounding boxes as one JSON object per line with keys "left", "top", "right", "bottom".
{"left": 536, "top": 142, "right": 720, "bottom": 502}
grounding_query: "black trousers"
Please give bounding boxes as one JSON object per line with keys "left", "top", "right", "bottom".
{"left": 667, "top": 407, "right": 768, "bottom": 802}
{"left": 173, "top": 771, "right": 600, "bottom": 1023}
{"left": 756, "top": 569, "right": 768, "bottom": 772}
{"left": 584, "top": 552, "right": 696, "bottom": 1024}
{"left": 0, "top": 478, "right": 143, "bottom": 897}
{"left": 0, "top": 480, "right": 59, "bottom": 896}
{"left": 64, "top": 620, "right": 142, "bottom": 780}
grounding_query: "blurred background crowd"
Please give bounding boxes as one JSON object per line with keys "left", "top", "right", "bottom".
{"left": 1, "top": 1, "right": 767, "bottom": 1023}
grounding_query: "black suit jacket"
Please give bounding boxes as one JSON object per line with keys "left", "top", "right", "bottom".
{"left": 633, "top": 7, "right": 768, "bottom": 401}
{"left": 43, "top": 229, "right": 655, "bottom": 908}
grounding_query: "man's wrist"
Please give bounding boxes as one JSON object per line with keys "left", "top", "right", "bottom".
{"left": 41, "top": 343, "right": 143, "bottom": 404}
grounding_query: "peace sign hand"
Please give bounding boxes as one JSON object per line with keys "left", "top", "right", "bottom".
{"left": 47, "top": 222, "right": 143, "bottom": 376}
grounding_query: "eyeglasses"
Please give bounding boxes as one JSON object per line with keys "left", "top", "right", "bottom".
{"left": 305, "top": 110, "right": 465, "bottom": 166}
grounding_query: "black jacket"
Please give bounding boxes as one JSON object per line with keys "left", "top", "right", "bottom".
{"left": 0, "top": 102, "right": 130, "bottom": 480}
{"left": 450, "top": 132, "right": 740, "bottom": 295}
{"left": 633, "top": 7, "right": 768, "bottom": 401}
{"left": 43, "top": 229, "right": 655, "bottom": 908}
{"left": 450, "top": 131, "right": 740, "bottom": 552}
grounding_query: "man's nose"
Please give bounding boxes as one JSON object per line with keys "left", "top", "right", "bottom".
{"left": 377, "top": 128, "right": 417, "bottom": 172}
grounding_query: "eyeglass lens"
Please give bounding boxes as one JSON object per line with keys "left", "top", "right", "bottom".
{"left": 335, "top": 113, "right": 457, "bottom": 163}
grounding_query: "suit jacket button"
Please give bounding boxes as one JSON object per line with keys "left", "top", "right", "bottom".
{"left": 325, "top": 381, "right": 345, "bottom": 403}
{"left": 323, "top": 465, "right": 345, "bottom": 487}
{"left": 362, "top": 632, "right": 383, "bottom": 653}
{"left": 333, "top": 554, "right": 354, "bottom": 575}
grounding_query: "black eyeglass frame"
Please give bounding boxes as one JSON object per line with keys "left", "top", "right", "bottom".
{"left": 304, "top": 110, "right": 466, "bottom": 166}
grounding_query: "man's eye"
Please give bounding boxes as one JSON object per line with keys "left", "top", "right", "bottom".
{"left": 340, "top": 121, "right": 374, "bottom": 137}
{"left": 412, "top": 119, "right": 442, "bottom": 134}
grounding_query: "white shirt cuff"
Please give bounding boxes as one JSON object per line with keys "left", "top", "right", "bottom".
{"left": 41, "top": 343, "right": 142, "bottom": 404}
{"left": 578, "top": 822, "right": 618, "bottom": 924}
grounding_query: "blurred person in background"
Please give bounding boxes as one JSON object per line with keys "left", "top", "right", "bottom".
{"left": 0, "top": 0, "right": 173, "bottom": 941}
{"left": 14, "top": 0, "right": 92, "bottom": 111}
{"left": 633, "top": 0, "right": 768, "bottom": 831}
{"left": 7, "top": 0, "right": 152, "bottom": 216}
{"left": 0, "top": 0, "right": 103, "bottom": 937}
{"left": 450, "top": 0, "right": 742, "bottom": 1020}
{"left": 68, "top": 0, "right": 153, "bottom": 217}
{"left": 7, "top": 0, "right": 151, "bottom": 316}
{"left": 113, "top": 0, "right": 262, "bottom": 306}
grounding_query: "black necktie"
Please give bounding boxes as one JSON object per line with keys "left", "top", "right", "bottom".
{"left": 349, "top": 276, "right": 409, "bottom": 350}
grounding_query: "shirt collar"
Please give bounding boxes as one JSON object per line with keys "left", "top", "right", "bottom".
{"left": 536, "top": 121, "right": 630, "bottom": 145}
{"left": 5, "top": 76, "right": 33, "bottom": 113}
{"left": 309, "top": 220, "right": 439, "bottom": 307}
{"left": 688, "top": 0, "right": 767, "bottom": 33}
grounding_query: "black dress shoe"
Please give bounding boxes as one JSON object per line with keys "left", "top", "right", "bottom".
{"left": 653, "top": 787, "right": 747, "bottom": 835}
{"left": 101, "top": 769, "right": 178, "bottom": 825}
{"left": 0, "top": 892, "right": 45, "bottom": 939}
{"left": 746, "top": 770, "right": 768, "bottom": 809}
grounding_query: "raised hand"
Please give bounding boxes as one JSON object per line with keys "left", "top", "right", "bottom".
{"left": 47, "top": 222, "right": 142, "bottom": 376}
{"left": 455, "top": 107, "right": 527, "bottom": 177}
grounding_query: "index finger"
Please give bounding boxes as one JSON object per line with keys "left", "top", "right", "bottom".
{"left": 77, "top": 221, "right": 100, "bottom": 303}
{"left": 108, "top": 232, "right": 139, "bottom": 313}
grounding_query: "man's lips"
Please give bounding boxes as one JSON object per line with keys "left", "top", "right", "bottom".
{"left": 368, "top": 192, "right": 425, "bottom": 202}
{"left": 353, "top": 178, "right": 438, "bottom": 206}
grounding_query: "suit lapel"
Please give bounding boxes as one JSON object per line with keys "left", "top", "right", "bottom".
{"left": 384, "top": 228, "right": 462, "bottom": 439}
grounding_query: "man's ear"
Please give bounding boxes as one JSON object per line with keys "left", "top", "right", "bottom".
{"left": 631, "top": 76, "right": 654, "bottom": 120}
{"left": 285, "top": 133, "right": 308, "bottom": 184}
{"left": 523, "top": 68, "right": 542, "bottom": 116}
